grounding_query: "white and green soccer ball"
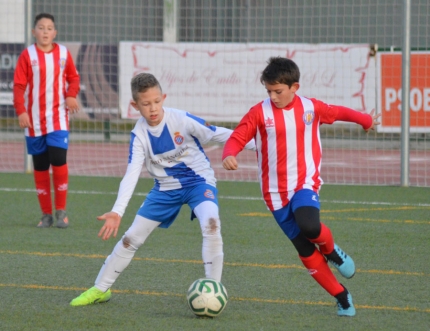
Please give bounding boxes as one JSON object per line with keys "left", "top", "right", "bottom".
{"left": 186, "top": 278, "right": 228, "bottom": 317}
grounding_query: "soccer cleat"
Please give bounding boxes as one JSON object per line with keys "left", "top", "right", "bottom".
{"left": 335, "top": 286, "right": 356, "bottom": 317}
{"left": 326, "top": 244, "right": 355, "bottom": 279}
{"left": 36, "top": 214, "right": 53, "bottom": 228}
{"left": 70, "top": 287, "right": 112, "bottom": 306}
{"left": 55, "top": 210, "right": 69, "bottom": 228}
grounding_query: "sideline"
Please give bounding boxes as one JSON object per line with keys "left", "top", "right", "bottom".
{"left": 2, "top": 187, "right": 430, "bottom": 207}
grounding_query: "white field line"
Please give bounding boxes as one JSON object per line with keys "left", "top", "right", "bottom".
{"left": 1, "top": 187, "right": 430, "bottom": 207}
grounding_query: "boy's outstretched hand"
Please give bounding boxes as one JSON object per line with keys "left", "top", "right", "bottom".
{"left": 97, "top": 211, "right": 121, "bottom": 240}
{"left": 366, "top": 109, "right": 381, "bottom": 132}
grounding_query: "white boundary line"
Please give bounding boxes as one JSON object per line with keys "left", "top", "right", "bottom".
{"left": 1, "top": 187, "right": 430, "bottom": 207}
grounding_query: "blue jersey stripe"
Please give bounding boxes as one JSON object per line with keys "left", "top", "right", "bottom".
{"left": 128, "top": 132, "right": 136, "bottom": 163}
{"left": 186, "top": 112, "right": 216, "bottom": 132}
{"left": 192, "top": 135, "right": 210, "bottom": 162}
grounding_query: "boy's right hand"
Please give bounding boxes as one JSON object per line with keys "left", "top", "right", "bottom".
{"left": 18, "top": 113, "right": 32, "bottom": 129}
{"left": 222, "top": 156, "right": 238, "bottom": 170}
{"left": 97, "top": 211, "right": 122, "bottom": 240}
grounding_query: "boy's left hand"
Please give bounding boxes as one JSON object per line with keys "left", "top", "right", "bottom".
{"left": 66, "top": 97, "right": 80, "bottom": 113}
{"left": 366, "top": 109, "right": 381, "bottom": 132}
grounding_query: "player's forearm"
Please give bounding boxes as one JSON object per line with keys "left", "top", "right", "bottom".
{"left": 335, "top": 106, "right": 373, "bottom": 130}
{"left": 222, "top": 116, "right": 257, "bottom": 158}
{"left": 66, "top": 77, "right": 80, "bottom": 98}
{"left": 222, "top": 136, "right": 246, "bottom": 159}
{"left": 111, "top": 163, "right": 142, "bottom": 216}
{"left": 65, "top": 50, "right": 80, "bottom": 97}
{"left": 13, "top": 84, "right": 27, "bottom": 116}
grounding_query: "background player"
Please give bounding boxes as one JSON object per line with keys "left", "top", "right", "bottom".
{"left": 70, "top": 73, "right": 255, "bottom": 306}
{"left": 13, "top": 13, "right": 80, "bottom": 228}
{"left": 222, "top": 57, "right": 381, "bottom": 316}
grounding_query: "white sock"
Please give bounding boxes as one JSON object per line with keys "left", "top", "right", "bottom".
{"left": 202, "top": 235, "right": 224, "bottom": 282}
{"left": 194, "top": 201, "right": 224, "bottom": 282}
{"left": 94, "top": 215, "right": 160, "bottom": 292}
{"left": 95, "top": 240, "right": 135, "bottom": 292}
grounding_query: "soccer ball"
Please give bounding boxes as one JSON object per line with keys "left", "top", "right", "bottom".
{"left": 186, "top": 278, "right": 228, "bottom": 317}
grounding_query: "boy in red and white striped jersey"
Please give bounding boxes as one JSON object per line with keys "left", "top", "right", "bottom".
{"left": 222, "top": 57, "right": 381, "bottom": 316}
{"left": 13, "top": 13, "right": 80, "bottom": 228}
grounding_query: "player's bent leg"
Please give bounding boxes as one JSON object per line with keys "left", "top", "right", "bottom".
{"left": 193, "top": 201, "right": 224, "bottom": 282}
{"left": 95, "top": 215, "right": 161, "bottom": 291}
{"left": 299, "top": 248, "right": 355, "bottom": 316}
{"left": 295, "top": 207, "right": 355, "bottom": 279}
{"left": 312, "top": 223, "right": 355, "bottom": 279}
{"left": 70, "top": 215, "right": 160, "bottom": 306}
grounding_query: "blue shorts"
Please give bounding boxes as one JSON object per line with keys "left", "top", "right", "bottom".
{"left": 26, "top": 131, "right": 69, "bottom": 155}
{"left": 137, "top": 184, "right": 218, "bottom": 228}
{"left": 271, "top": 189, "right": 320, "bottom": 240}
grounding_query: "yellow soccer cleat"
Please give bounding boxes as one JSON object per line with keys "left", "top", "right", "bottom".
{"left": 70, "top": 287, "right": 112, "bottom": 306}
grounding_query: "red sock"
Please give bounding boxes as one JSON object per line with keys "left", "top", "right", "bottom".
{"left": 309, "top": 223, "right": 334, "bottom": 255}
{"left": 34, "top": 170, "right": 52, "bottom": 214}
{"left": 299, "top": 249, "right": 344, "bottom": 296}
{"left": 52, "top": 164, "right": 68, "bottom": 210}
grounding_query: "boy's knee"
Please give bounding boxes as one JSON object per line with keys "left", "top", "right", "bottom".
{"left": 122, "top": 236, "right": 131, "bottom": 248}
{"left": 202, "top": 217, "right": 221, "bottom": 236}
{"left": 294, "top": 206, "right": 321, "bottom": 239}
{"left": 120, "top": 235, "right": 141, "bottom": 251}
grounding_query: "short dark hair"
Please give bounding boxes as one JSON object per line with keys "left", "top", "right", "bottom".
{"left": 131, "top": 73, "right": 162, "bottom": 101}
{"left": 260, "top": 57, "right": 300, "bottom": 87}
{"left": 34, "top": 13, "right": 55, "bottom": 28}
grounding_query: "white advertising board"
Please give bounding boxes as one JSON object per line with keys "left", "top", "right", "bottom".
{"left": 0, "top": 0, "right": 25, "bottom": 43}
{"left": 119, "top": 42, "right": 375, "bottom": 122}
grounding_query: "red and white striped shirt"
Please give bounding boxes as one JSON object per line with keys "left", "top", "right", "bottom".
{"left": 13, "top": 43, "right": 80, "bottom": 137}
{"left": 222, "top": 95, "right": 372, "bottom": 211}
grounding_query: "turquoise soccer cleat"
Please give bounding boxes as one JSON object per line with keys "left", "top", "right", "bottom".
{"left": 326, "top": 244, "right": 356, "bottom": 279}
{"left": 336, "top": 288, "right": 356, "bottom": 317}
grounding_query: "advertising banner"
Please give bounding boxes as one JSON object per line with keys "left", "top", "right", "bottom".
{"left": 0, "top": 43, "right": 24, "bottom": 117}
{"left": 119, "top": 42, "right": 375, "bottom": 122}
{"left": 377, "top": 52, "right": 430, "bottom": 133}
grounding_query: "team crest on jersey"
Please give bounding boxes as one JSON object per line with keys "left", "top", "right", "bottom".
{"left": 31, "top": 59, "right": 38, "bottom": 66}
{"left": 265, "top": 117, "right": 275, "bottom": 128}
{"left": 59, "top": 58, "right": 66, "bottom": 69}
{"left": 303, "top": 110, "right": 315, "bottom": 125}
{"left": 173, "top": 132, "right": 184, "bottom": 145}
{"left": 204, "top": 189, "right": 215, "bottom": 199}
